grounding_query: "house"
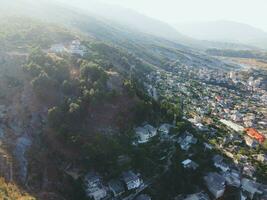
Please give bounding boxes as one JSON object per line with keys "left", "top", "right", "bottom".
{"left": 50, "top": 44, "right": 66, "bottom": 53}
{"left": 195, "top": 123, "right": 209, "bottom": 131}
{"left": 243, "top": 164, "right": 256, "bottom": 177}
{"left": 84, "top": 172, "right": 107, "bottom": 200}
{"left": 108, "top": 179, "right": 125, "bottom": 197}
{"left": 135, "top": 124, "right": 157, "bottom": 144}
{"left": 158, "top": 123, "right": 172, "bottom": 137}
{"left": 179, "top": 132, "right": 197, "bottom": 151}
{"left": 222, "top": 170, "right": 241, "bottom": 187}
{"left": 257, "top": 154, "right": 267, "bottom": 164}
{"left": 182, "top": 159, "right": 199, "bottom": 170}
{"left": 69, "top": 40, "right": 86, "bottom": 56}
{"left": 135, "top": 194, "right": 152, "bottom": 200}
{"left": 245, "top": 128, "right": 265, "bottom": 143}
{"left": 203, "top": 143, "right": 213, "bottom": 151}
{"left": 244, "top": 135, "right": 259, "bottom": 148}
{"left": 204, "top": 172, "right": 225, "bottom": 199}
{"left": 122, "top": 171, "right": 142, "bottom": 190}
{"left": 241, "top": 178, "right": 263, "bottom": 199}
{"left": 183, "top": 192, "right": 210, "bottom": 200}
{"left": 212, "top": 155, "right": 230, "bottom": 172}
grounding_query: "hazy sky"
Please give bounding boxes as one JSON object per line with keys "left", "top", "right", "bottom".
{"left": 98, "top": 0, "right": 267, "bottom": 31}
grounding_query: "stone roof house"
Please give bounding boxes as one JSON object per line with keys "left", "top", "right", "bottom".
{"left": 204, "top": 172, "right": 225, "bottom": 199}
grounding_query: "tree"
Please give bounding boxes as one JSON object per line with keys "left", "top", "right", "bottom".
{"left": 48, "top": 106, "right": 63, "bottom": 129}
{"left": 80, "top": 61, "right": 107, "bottom": 83}
{"left": 31, "top": 71, "right": 56, "bottom": 99}
{"left": 23, "top": 62, "right": 41, "bottom": 77}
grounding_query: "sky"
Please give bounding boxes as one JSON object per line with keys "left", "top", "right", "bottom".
{"left": 97, "top": 0, "right": 267, "bottom": 32}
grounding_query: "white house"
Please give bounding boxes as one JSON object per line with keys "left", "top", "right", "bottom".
{"left": 50, "top": 44, "right": 66, "bottom": 53}
{"left": 122, "top": 171, "right": 142, "bottom": 190}
{"left": 135, "top": 124, "right": 157, "bottom": 144}
{"left": 69, "top": 40, "right": 86, "bottom": 56}
{"left": 158, "top": 123, "right": 174, "bottom": 140}
{"left": 84, "top": 172, "right": 107, "bottom": 200}
{"left": 182, "top": 159, "right": 199, "bottom": 170}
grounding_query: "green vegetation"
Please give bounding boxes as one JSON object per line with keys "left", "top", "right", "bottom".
{"left": 0, "top": 178, "right": 35, "bottom": 200}
{"left": 0, "top": 17, "right": 74, "bottom": 51}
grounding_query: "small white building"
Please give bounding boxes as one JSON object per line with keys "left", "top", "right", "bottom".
{"left": 69, "top": 40, "right": 86, "bottom": 56}
{"left": 223, "top": 170, "right": 241, "bottom": 188}
{"left": 84, "top": 172, "right": 107, "bottom": 200}
{"left": 182, "top": 159, "right": 199, "bottom": 170}
{"left": 50, "top": 44, "right": 66, "bottom": 53}
{"left": 158, "top": 123, "right": 173, "bottom": 139}
{"left": 135, "top": 124, "right": 157, "bottom": 144}
{"left": 122, "top": 171, "right": 142, "bottom": 190}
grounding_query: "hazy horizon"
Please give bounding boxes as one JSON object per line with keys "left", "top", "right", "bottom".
{"left": 88, "top": 0, "right": 267, "bottom": 32}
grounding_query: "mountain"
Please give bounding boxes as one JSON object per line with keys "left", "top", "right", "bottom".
{"left": 1, "top": 0, "right": 240, "bottom": 71}
{"left": 3, "top": 0, "right": 257, "bottom": 51}
{"left": 176, "top": 20, "right": 267, "bottom": 49}
{"left": 59, "top": 0, "right": 190, "bottom": 42}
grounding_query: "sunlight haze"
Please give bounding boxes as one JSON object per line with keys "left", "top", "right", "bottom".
{"left": 97, "top": 0, "right": 267, "bottom": 31}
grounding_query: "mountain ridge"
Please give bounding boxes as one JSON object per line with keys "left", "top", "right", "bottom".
{"left": 176, "top": 20, "right": 267, "bottom": 49}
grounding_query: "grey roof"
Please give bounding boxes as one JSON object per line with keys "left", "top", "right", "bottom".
{"left": 122, "top": 171, "right": 139, "bottom": 183}
{"left": 213, "top": 155, "right": 224, "bottom": 163}
{"left": 108, "top": 179, "right": 125, "bottom": 194}
{"left": 84, "top": 172, "right": 101, "bottom": 185}
{"left": 204, "top": 172, "right": 225, "bottom": 191}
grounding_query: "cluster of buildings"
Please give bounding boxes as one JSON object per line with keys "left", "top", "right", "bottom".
{"left": 84, "top": 170, "right": 148, "bottom": 200}
{"left": 141, "top": 62, "right": 267, "bottom": 199}
{"left": 134, "top": 123, "right": 173, "bottom": 144}
{"left": 79, "top": 61, "right": 266, "bottom": 200}
{"left": 49, "top": 39, "right": 86, "bottom": 57}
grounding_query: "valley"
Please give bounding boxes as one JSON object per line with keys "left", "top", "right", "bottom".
{"left": 0, "top": 1, "right": 266, "bottom": 200}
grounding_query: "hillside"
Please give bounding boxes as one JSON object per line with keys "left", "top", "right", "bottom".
{"left": 177, "top": 20, "right": 267, "bottom": 49}
{"left": 0, "top": 178, "right": 35, "bottom": 200}
{"left": 0, "top": 17, "right": 160, "bottom": 199}
{"left": 2, "top": 1, "right": 267, "bottom": 200}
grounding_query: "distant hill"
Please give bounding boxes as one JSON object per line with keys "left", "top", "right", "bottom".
{"left": 2, "top": 0, "right": 258, "bottom": 51}
{"left": 1, "top": 0, "right": 237, "bottom": 71}
{"left": 176, "top": 20, "right": 267, "bottom": 49}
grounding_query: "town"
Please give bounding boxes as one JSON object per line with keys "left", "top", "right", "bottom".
{"left": 47, "top": 41, "right": 267, "bottom": 200}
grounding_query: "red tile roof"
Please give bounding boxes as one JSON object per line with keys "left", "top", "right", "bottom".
{"left": 245, "top": 128, "right": 265, "bottom": 143}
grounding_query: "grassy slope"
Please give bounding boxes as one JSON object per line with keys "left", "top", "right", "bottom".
{"left": 0, "top": 178, "right": 35, "bottom": 200}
